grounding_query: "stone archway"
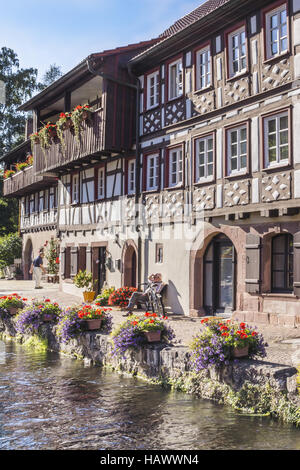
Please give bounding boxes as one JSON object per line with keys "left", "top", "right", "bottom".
{"left": 23, "top": 238, "right": 33, "bottom": 280}
{"left": 189, "top": 226, "right": 240, "bottom": 317}
{"left": 122, "top": 240, "right": 138, "bottom": 288}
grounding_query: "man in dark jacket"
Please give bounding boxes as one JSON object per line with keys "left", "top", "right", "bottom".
{"left": 29, "top": 250, "right": 46, "bottom": 289}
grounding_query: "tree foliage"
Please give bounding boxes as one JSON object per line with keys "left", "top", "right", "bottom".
{"left": 0, "top": 47, "right": 39, "bottom": 157}
{"left": 0, "top": 232, "right": 22, "bottom": 268}
{"left": 38, "top": 64, "right": 63, "bottom": 90}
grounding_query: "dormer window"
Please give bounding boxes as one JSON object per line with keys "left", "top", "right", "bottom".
{"left": 168, "top": 59, "right": 183, "bottom": 100}
{"left": 265, "top": 4, "right": 288, "bottom": 59}
{"left": 228, "top": 26, "right": 247, "bottom": 78}
{"left": 146, "top": 71, "right": 160, "bottom": 109}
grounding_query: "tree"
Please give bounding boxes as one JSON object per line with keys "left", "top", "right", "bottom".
{"left": 38, "top": 64, "right": 63, "bottom": 91}
{"left": 0, "top": 47, "right": 39, "bottom": 158}
{"left": 0, "top": 175, "right": 18, "bottom": 236}
{"left": 0, "top": 232, "right": 22, "bottom": 268}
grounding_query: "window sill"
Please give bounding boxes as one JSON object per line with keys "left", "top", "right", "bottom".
{"left": 145, "top": 104, "right": 161, "bottom": 113}
{"left": 165, "top": 184, "right": 184, "bottom": 191}
{"left": 262, "top": 161, "right": 291, "bottom": 172}
{"left": 263, "top": 51, "right": 290, "bottom": 65}
{"left": 193, "top": 85, "right": 213, "bottom": 95}
{"left": 166, "top": 95, "right": 184, "bottom": 104}
{"left": 194, "top": 177, "right": 215, "bottom": 186}
{"left": 226, "top": 70, "right": 249, "bottom": 83}
{"left": 142, "top": 189, "right": 160, "bottom": 196}
{"left": 225, "top": 170, "right": 249, "bottom": 180}
{"left": 261, "top": 292, "right": 296, "bottom": 299}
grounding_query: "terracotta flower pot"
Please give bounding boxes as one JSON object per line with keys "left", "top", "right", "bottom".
{"left": 144, "top": 330, "right": 161, "bottom": 343}
{"left": 85, "top": 318, "right": 102, "bottom": 331}
{"left": 42, "top": 313, "right": 54, "bottom": 322}
{"left": 82, "top": 110, "right": 91, "bottom": 121}
{"left": 233, "top": 345, "right": 249, "bottom": 358}
{"left": 8, "top": 307, "right": 18, "bottom": 316}
{"left": 83, "top": 291, "right": 95, "bottom": 302}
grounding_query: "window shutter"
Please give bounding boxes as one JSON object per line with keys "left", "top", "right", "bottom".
{"left": 60, "top": 247, "right": 66, "bottom": 280}
{"left": 86, "top": 247, "right": 92, "bottom": 273}
{"left": 70, "top": 247, "right": 78, "bottom": 278}
{"left": 245, "top": 233, "right": 261, "bottom": 294}
{"left": 293, "top": 231, "right": 300, "bottom": 297}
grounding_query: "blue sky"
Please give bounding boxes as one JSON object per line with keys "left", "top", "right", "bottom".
{"left": 1, "top": 0, "right": 204, "bottom": 80}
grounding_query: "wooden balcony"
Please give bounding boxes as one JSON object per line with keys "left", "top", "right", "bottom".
{"left": 3, "top": 165, "right": 57, "bottom": 197}
{"left": 34, "top": 109, "right": 105, "bottom": 174}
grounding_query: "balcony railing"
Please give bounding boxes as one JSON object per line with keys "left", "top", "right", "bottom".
{"left": 34, "top": 109, "right": 104, "bottom": 174}
{"left": 3, "top": 166, "right": 56, "bottom": 197}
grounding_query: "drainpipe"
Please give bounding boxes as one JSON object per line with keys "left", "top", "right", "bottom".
{"left": 86, "top": 57, "right": 142, "bottom": 288}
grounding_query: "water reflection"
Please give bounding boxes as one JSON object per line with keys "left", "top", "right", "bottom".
{"left": 0, "top": 340, "right": 299, "bottom": 450}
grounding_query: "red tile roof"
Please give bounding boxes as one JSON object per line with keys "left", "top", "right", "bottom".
{"left": 160, "top": 0, "right": 231, "bottom": 38}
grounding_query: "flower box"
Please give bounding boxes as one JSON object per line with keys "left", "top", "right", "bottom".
{"left": 144, "top": 330, "right": 161, "bottom": 343}
{"left": 233, "top": 345, "right": 249, "bottom": 358}
{"left": 84, "top": 318, "right": 102, "bottom": 331}
{"left": 42, "top": 313, "right": 55, "bottom": 322}
{"left": 8, "top": 307, "right": 19, "bottom": 316}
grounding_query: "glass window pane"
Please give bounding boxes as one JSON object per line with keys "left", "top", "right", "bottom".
{"left": 280, "top": 116, "right": 288, "bottom": 130}
{"left": 280, "top": 145, "right": 288, "bottom": 160}
{"left": 269, "top": 148, "right": 277, "bottom": 162}
{"left": 280, "top": 131, "right": 288, "bottom": 145}
{"left": 268, "top": 119, "right": 276, "bottom": 133}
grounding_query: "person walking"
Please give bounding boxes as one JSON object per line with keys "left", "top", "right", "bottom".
{"left": 30, "top": 251, "right": 46, "bottom": 289}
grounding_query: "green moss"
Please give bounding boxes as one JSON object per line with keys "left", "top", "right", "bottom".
{"left": 22, "top": 335, "right": 48, "bottom": 352}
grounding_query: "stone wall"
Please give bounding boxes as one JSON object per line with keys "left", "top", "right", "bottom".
{"left": 0, "top": 316, "right": 299, "bottom": 424}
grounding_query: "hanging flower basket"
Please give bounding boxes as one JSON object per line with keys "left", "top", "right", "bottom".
{"left": 144, "top": 330, "right": 162, "bottom": 343}
{"left": 233, "top": 345, "right": 249, "bottom": 358}
{"left": 82, "top": 108, "right": 92, "bottom": 121}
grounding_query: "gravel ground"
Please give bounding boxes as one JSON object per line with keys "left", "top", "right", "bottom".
{"left": 0, "top": 280, "right": 299, "bottom": 368}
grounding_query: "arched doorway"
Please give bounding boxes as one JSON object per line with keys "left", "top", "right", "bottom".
{"left": 123, "top": 242, "right": 137, "bottom": 288}
{"left": 24, "top": 238, "right": 33, "bottom": 280}
{"left": 204, "top": 234, "right": 236, "bottom": 315}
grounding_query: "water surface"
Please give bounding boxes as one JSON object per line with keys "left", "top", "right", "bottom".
{"left": 0, "top": 340, "right": 299, "bottom": 450}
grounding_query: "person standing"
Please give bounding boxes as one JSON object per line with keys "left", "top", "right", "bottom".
{"left": 30, "top": 251, "right": 46, "bottom": 289}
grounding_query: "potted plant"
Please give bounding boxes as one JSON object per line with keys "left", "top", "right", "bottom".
{"left": 189, "top": 319, "right": 268, "bottom": 371}
{"left": 108, "top": 286, "right": 137, "bottom": 310}
{"left": 111, "top": 312, "right": 175, "bottom": 357}
{"left": 3, "top": 169, "right": 15, "bottom": 179}
{"left": 73, "top": 270, "right": 95, "bottom": 302}
{"left": 38, "top": 299, "right": 62, "bottom": 322}
{"left": 71, "top": 104, "right": 92, "bottom": 142}
{"left": 0, "top": 293, "right": 27, "bottom": 315}
{"left": 30, "top": 132, "right": 40, "bottom": 151}
{"left": 56, "top": 112, "right": 73, "bottom": 152}
{"left": 77, "top": 305, "right": 109, "bottom": 331}
{"left": 95, "top": 286, "right": 115, "bottom": 306}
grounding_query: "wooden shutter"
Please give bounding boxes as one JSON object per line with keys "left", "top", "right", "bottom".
{"left": 293, "top": 231, "right": 300, "bottom": 297}
{"left": 60, "top": 247, "right": 66, "bottom": 280}
{"left": 86, "top": 247, "right": 92, "bottom": 273}
{"left": 70, "top": 247, "right": 78, "bottom": 278}
{"left": 245, "top": 233, "right": 261, "bottom": 294}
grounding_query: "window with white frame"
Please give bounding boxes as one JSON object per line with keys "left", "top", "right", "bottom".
{"left": 195, "top": 135, "right": 214, "bottom": 182}
{"left": 168, "top": 59, "right": 183, "bottom": 100}
{"left": 49, "top": 187, "right": 55, "bottom": 209}
{"left": 195, "top": 45, "right": 211, "bottom": 90}
{"left": 127, "top": 160, "right": 135, "bottom": 195}
{"left": 147, "top": 71, "right": 160, "bottom": 109}
{"left": 97, "top": 167, "right": 105, "bottom": 200}
{"left": 264, "top": 112, "right": 289, "bottom": 168}
{"left": 168, "top": 147, "right": 183, "bottom": 187}
{"left": 227, "top": 125, "right": 248, "bottom": 175}
{"left": 72, "top": 174, "right": 79, "bottom": 203}
{"left": 228, "top": 27, "right": 247, "bottom": 77}
{"left": 266, "top": 4, "right": 287, "bottom": 59}
{"left": 146, "top": 154, "right": 159, "bottom": 191}
{"left": 39, "top": 191, "right": 44, "bottom": 212}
